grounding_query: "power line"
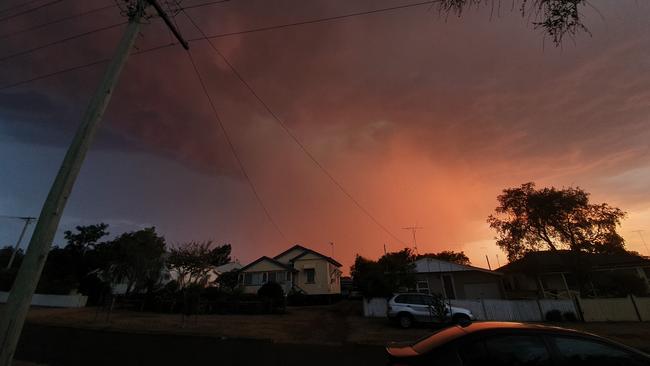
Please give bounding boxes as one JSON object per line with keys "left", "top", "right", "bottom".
{"left": 0, "top": 21, "right": 127, "bottom": 63}
{"left": 183, "top": 11, "right": 407, "bottom": 245}
{"left": 1, "top": 0, "right": 439, "bottom": 89}
{"left": 181, "top": 0, "right": 230, "bottom": 11}
{"left": 185, "top": 0, "right": 441, "bottom": 41}
{"left": 0, "top": 42, "right": 178, "bottom": 90}
{"left": 0, "top": 0, "right": 63, "bottom": 22}
{"left": 0, "top": 215, "right": 34, "bottom": 220}
{"left": 0, "top": 0, "right": 51, "bottom": 15}
{"left": 184, "top": 46, "right": 289, "bottom": 244}
{"left": 0, "top": 3, "right": 117, "bottom": 40}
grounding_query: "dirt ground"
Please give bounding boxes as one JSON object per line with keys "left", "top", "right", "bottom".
{"left": 17, "top": 300, "right": 650, "bottom": 351}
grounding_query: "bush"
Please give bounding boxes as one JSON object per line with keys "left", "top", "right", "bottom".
{"left": 78, "top": 273, "right": 112, "bottom": 306}
{"left": 545, "top": 309, "right": 563, "bottom": 322}
{"left": 257, "top": 281, "right": 284, "bottom": 300}
{"left": 563, "top": 311, "right": 578, "bottom": 322}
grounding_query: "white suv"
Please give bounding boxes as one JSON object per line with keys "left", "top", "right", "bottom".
{"left": 387, "top": 293, "right": 475, "bottom": 328}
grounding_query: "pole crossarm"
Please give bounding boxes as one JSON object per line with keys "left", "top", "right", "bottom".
{"left": 147, "top": 0, "right": 189, "bottom": 49}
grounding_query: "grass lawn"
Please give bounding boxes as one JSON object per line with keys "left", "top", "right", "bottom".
{"left": 13, "top": 301, "right": 650, "bottom": 352}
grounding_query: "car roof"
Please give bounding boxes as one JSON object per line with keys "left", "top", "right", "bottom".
{"left": 387, "top": 322, "right": 589, "bottom": 357}
{"left": 459, "top": 321, "right": 584, "bottom": 334}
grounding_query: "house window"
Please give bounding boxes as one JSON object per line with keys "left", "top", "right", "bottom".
{"left": 416, "top": 280, "right": 430, "bottom": 294}
{"left": 305, "top": 268, "right": 315, "bottom": 284}
{"left": 244, "top": 272, "right": 263, "bottom": 285}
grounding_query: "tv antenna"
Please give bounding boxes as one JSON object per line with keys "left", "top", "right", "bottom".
{"left": 402, "top": 225, "right": 423, "bottom": 254}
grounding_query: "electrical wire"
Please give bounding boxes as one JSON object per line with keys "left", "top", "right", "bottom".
{"left": 0, "top": 3, "right": 117, "bottom": 40}
{"left": 1, "top": 0, "right": 438, "bottom": 92}
{"left": 0, "top": 42, "right": 178, "bottom": 90}
{"left": 185, "top": 0, "right": 441, "bottom": 41}
{"left": 184, "top": 48, "right": 290, "bottom": 244}
{"left": 181, "top": 0, "right": 229, "bottom": 11}
{"left": 0, "top": 0, "right": 63, "bottom": 22}
{"left": 0, "top": 215, "right": 35, "bottom": 220}
{"left": 0, "top": 0, "right": 46, "bottom": 15}
{"left": 183, "top": 11, "right": 408, "bottom": 245}
{"left": 0, "top": 0, "right": 229, "bottom": 40}
{"left": 0, "top": 21, "right": 127, "bottom": 63}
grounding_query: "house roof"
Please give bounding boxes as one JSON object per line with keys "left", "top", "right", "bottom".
{"left": 273, "top": 244, "right": 309, "bottom": 260}
{"left": 273, "top": 244, "right": 342, "bottom": 267}
{"left": 414, "top": 257, "right": 501, "bottom": 276}
{"left": 239, "top": 256, "right": 296, "bottom": 272}
{"left": 497, "top": 250, "right": 650, "bottom": 274}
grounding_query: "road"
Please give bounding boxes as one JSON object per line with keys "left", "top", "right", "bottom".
{"left": 16, "top": 323, "right": 387, "bottom": 366}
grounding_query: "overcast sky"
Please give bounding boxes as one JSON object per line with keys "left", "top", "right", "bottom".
{"left": 1, "top": 0, "right": 649, "bottom": 272}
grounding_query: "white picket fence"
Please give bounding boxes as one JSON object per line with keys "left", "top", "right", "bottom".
{"left": 577, "top": 296, "right": 650, "bottom": 322}
{"left": 363, "top": 297, "right": 577, "bottom": 321}
{"left": 0, "top": 292, "right": 87, "bottom": 308}
{"left": 363, "top": 296, "right": 650, "bottom": 322}
{"left": 450, "top": 299, "right": 577, "bottom": 321}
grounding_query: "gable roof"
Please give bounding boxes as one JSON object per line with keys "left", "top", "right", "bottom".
{"left": 290, "top": 249, "right": 342, "bottom": 267}
{"left": 239, "top": 256, "right": 295, "bottom": 272}
{"left": 414, "top": 257, "right": 501, "bottom": 276}
{"left": 273, "top": 244, "right": 309, "bottom": 260}
{"left": 498, "top": 250, "right": 650, "bottom": 274}
{"left": 273, "top": 244, "right": 342, "bottom": 267}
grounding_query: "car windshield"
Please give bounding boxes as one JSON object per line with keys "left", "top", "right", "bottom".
{"left": 411, "top": 326, "right": 466, "bottom": 354}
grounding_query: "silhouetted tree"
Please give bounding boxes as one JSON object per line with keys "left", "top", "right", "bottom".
{"left": 438, "top": 0, "right": 590, "bottom": 46}
{"left": 63, "top": 223, "right": 109, "bottom": 253}
{"left": 351, "top": 249, "right": 416, "bottom": 297}
{"left": 417, "top": 250, "right": 471, "bottom": 265}
{"left": 167, "top": 241, "right": 231, "bottom": 288}
{"left": 488, "top": 182, "right": 627, "bottom": 261}
{"left": 0, "top": 247, "right": 23, "bottom": 291}
{"left": 215, "top": 269, "right": 240, "bottom": 292}
{"left": 99, "top": 227, "right": 167, "bottom": 294}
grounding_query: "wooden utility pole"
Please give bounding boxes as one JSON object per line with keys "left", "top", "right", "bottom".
{"left": 0, "top": 1, "right": 187, "bottom": 364}
{"left": 5, "top": 217, "right": 35, "bottom": 270}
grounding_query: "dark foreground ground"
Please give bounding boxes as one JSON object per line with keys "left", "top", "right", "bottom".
{"left": 16, "top": 323, "right": 386, "bottom": 366}
{"left": 9, "top": 301, "right": 650, "bottom": 365}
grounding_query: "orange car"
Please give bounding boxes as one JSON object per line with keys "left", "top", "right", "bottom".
{"left": 386, "top": 322, "right": 650, "bottom": 366}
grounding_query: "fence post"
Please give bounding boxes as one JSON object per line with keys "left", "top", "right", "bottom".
{"left": 630, "top": 295, "right": 642, "bottom": 322}
{"left": 573, "top": 296, "right": 585, "bottom": 322}
{"left": 536, "top": 299, "right": 544, "bottom": 321}
{"left": 481, "top": 298, "right": 488, "bottom": 320}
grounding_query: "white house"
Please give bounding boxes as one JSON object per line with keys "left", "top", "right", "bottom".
{"left": 239, "top": 245, "right": 342, "bottom": 295}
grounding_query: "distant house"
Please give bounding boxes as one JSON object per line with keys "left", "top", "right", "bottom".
{"left": 413, "top": 257, "right": 504, "bottom": 299}
{"left": 239, "top": 245, "right": 342, "bottom": 296}
{"left": 498, "top": 250, "right": 650, "bottom": 299}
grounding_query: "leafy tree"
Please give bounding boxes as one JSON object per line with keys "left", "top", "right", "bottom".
{"left": 99, "top": 227, "right": 167, "bottom": 294}
{"left": 0, "top": 246, "right": 23, "bottom": 291}
{"left": 488, "top": 182, "right": 627, "bottom": 261}
{"left": 215, "top": 269, "right": 241, "bottom": 292}
{"left": 63, "top": 223, "right": 109, "bottom": 253}
{"left": 351, "top": 249, "right": 416, "bottom": 297}
{"left": 167, "top": 241, "right": 231, "bottom": 288}
{"left": 417, "top": 250, "right": 471, "bottom": 265}
{"left": 438, "top": 0, "right": 589, "bottom": 46}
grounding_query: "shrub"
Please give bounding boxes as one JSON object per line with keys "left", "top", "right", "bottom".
{"left": 257, "top": 281, "right": 284, "bottom": 300}
{"left": 545, "top": 309, "right": 563, "bottom": 322}
{"left": 563, "top": 311, "right": 578, "bottom": 322}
